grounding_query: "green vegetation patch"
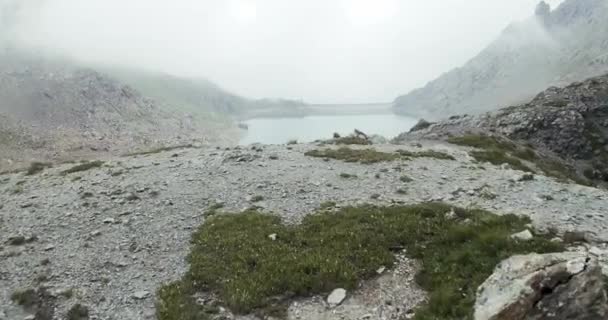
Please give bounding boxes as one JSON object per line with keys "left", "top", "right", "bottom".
{"left": 306, "top": 147, "right": 455, "bottom": 164}
{"left": 448, "top": 134, "right": 589, "bottom": 184}
{"left": 305, "top": 147, "right": 400, "bottom": 164}
{"left": 125, "top": 144, "right": 194, "bottom": 156}
{"left": 61, "top": 161, "right": 105, "bottom": 175}
{"left": 26, "top": 162, "right": 53, "bottom": 176}
{"left": 397, "top": 149, "right": 456, "bottom": 161}
{"left": 67, "top": 304, "right": 89, "bottom": 320}
{"left": 331, "top": 136, "right": 372, "bottom": 145}
{"left": 469, "top": 150, "right": 533, "bottom": 172}
{"left": 157, "top": 203, "right": 562, "bottom": 320}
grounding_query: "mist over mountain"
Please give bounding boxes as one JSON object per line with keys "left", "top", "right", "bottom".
{"left": 393, "top": 0, "right": 608, "bottom": 120}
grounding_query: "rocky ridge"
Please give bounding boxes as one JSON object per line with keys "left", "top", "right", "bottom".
{"left": 393, "top": 0, "right": 608, "bottom": 119}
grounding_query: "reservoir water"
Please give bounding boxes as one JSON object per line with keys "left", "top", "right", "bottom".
{"left": 239, "top": 113, "right": 418, "bottom": 145}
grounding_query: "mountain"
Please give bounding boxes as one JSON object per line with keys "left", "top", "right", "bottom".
{"left": 0, "top": 50, "right": 239, "bottom": 169}
{"left": 393, "top": 0, "right": 608, "bottom": 120}
{"left": 106, "top": 67, "right": 309, "bottom": 120}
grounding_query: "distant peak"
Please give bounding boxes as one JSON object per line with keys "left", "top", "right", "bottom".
{"left": 535, "top": 1, "right": 551, "bottom": 16}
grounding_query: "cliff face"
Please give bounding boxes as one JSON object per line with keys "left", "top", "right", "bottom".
{"left": 393, "top": 0, "right": 608, "bottom": 120}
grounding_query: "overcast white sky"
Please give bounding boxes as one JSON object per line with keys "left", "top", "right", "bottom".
{"left": 4, "top": 0, "right": 564, "bottom": 103}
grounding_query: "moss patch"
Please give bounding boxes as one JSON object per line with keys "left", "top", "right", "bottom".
{"left": 125, "top": 144, "right": 194, "bottom": 156}
{"left": 306, "top": 147, "right": 454, "bottom": 164}
{"left": 397, "top": 149, "right": 456, "bottom": 161}
{"left": 157, "top": 203, "right": 562, "bottom": 320}
{"left": 331, "top": 136, "right": 372, "bottom": 145}
{"left": 61, "top": 161, "right": 105, "bottom": 175}
{"left": 305, "top": 147, "right": 399, "bottom": 164}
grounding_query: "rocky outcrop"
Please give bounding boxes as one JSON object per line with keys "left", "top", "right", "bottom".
{"left": 475, "top": 251, "right": 608, "bottom": 320}
{"left": 395, "top": 73, "right": 608, "bottom": 186}
{"left": 393, "top": 0, "right": 608, "bottom": 119}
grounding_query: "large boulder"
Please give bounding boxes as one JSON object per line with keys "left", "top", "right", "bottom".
{"left": 474, "top": 251, "right": 608, "bottom": 320}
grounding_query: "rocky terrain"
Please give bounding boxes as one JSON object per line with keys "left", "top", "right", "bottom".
{"left": 393, "top": 0, "right": 608, "bottom": 119}
{"left": 2, "top": 139, "right": 608, "bottom": 319}
{"left": 396, "top": 72, "right": 608, "bottom": 187}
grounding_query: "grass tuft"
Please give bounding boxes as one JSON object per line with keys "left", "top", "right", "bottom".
{"left": 157, "top": 203, "right": 562, "bottom": 319}
{"left": 26, "top": 162, "right": 53, "bottom": 176}
{"left": 61, "top": 161, "right": 105, "bottom": 175}
{"left": 11, "top": 289, "right": 38, "bottom": 308}
{"left": 67, "top": 303, "right": 89, "bottom": 320}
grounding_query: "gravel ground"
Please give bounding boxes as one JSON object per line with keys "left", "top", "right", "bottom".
{"left": 1, "top": 141, "right": 607, "bottom": 320}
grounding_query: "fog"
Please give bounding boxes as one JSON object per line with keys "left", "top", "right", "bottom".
{"left": 1, "top": 0, "right": 564, "bottom": 103}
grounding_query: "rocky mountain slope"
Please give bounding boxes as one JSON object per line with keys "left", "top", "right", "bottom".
{"left": 1, "top": 138, "right": 608, "bottom": 319}
{"left": 396, "top": 72, "right": 608, "bottom": 188}
{"left": 393, "top": 0, "right": 608, "bottom": 119}
{"left": 106, "top": 67, "right": 309, "bottom": 119}
{"left": 0, "top": 51, "right": 244, "bottom": 170}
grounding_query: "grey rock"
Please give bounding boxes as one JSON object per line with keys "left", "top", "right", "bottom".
{"left": 510, "top": 230, "right": 533, "bottom": 241}
{"left": 474, "top": 251, "right": 608, "bottom": 320}
{"left": 132, "top": 291, "right": 150, "bottom": 300}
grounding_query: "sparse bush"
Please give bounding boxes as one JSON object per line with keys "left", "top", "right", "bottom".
{"left": 400, "top": 175, "right": 413, "bottom": 183}
{"left": 11, "top": 288, "right": 38, "bottom": 308}
{"left": 67, "top": 303, "right": 89, "bottom": 320}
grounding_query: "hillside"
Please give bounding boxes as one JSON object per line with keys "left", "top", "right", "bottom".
{"left": 0, "top": 51, "right": 241, "bottom": 170}
{"left": 106, "top": 67, "right": 309, "bottom": 120}
{"left": 395, "top": 72, "right": 608, "bottom": 188}
{"left": 393, "top": 0, "right": 608, "bottom": 119}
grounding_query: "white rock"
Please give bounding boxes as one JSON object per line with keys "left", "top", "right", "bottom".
{"left": 132, "top": 290, "right": 150, "bottom": 300}
{"left": 327, "top": 288, "right": 347, "bottom": 306}
{"left": 510, "top": 230, "right": 533, "bottom": 241}
{"left": 376, "top": 266, "right": 386, "bottom": 274}
{"left": 268, "top": 233, "right": 277, "bottom": 241}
